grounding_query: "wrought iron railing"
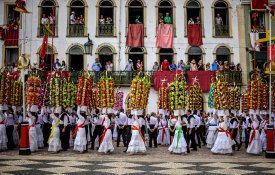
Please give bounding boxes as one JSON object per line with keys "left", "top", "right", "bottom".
{"left": 98, "top": 24, "right": 114, "bottom": 36}
{"left": 38, "top": 24, "right": 56, "bottom": 37}
{"left": 215, "top": 25, "right": 229, "bottom": 37}
{"left": 218, "top": 70, "right": 242, "bottom": 85}
{"left": 68, "top": 24, "right": 85, "bottom": 37}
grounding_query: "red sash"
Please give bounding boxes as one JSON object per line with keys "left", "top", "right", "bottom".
{"left": 72, "top": 122, "right": 85, "bottom": 138}
{"left": 101, "top": 117, "right": 106, "bottom": 126}
{"left": 160, "top": 121, "right": 166, "bottom": 142}
{"left": 249, "top": 127, "right": 258, "bottom": 145}
{"left": 0, "top": 120, "right": 4, "bottom": 124}
{"left": 218, "top": 128, "right": 233, "bottom": 139}
{"left": 132, "top": 126, "right": 145, "bottom": 142}
{"left": 100, "top": 126, "right": 111, "bottom": 144}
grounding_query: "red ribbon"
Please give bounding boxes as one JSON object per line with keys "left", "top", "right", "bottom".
{"left": 100, "top": 126, "right": 111, "bottom": 144}
{"left": 0, "top": 120, "right": 4, "bottom": 124}
{"left": 132, "top": 126, "right": 145, "bottom": 142}
{"left": 160, "top": 121, "right": 166, "bottom": 142}
{"left": 218, "top": 128, "right": 233, "bottom": 140}
{"left": 72, "top": 122, "right": 85, "bottom": 138}
{"left": 249, "top": 127, "right": 258, "bottom": 145}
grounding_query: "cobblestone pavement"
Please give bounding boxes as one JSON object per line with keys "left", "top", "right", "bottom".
{"left": 0, "top": 144, "right": 275, "bottom": 175}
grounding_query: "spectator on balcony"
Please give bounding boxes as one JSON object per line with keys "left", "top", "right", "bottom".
{"left": 185, "top": 61, "right": 191, "bottom": 71}
{"left": 106, "top": 61, "right": 113, "bottom": 72}
{"left": 259, "top": 24, "right": 265, "bottom": 33}
{"left": 224, "top": 61, "right": 229, "bottom": 70}
{"left": 159, "top": 16, "right": 164, "bottom": 24}
{"left": 91, "top": 58, "right": 102, "bottom": 82}
{"left": 152, "top": 62, "right": 159, "bottom": 71}
{"left": 215, "top": 14, "right": 223, "bottom": 33}
{"left": 79, "top": 15, "right": 84, "bottom": 24}
{"left": 41, "top": 14, "right": 49, "bottom": 25}
{"left": 135, "top": 16, "right": 142, "bottom": 24}
{"left": 53, "top": 58, "right": 61, "bottom": 71}
{"left": 125, "top": 59, "right": 135, "bottom": 81}
{"left": 236, "top": 63, "right": 242, "bottom": 71}
{"left": 178, "top": 60, "right": 185, "bottom": 71}
{"left": 136, "top": 59, "right": 143, "bottom": 72}
{"left": 218, "top": 61, "right": 224, "bottom": 71}
{"left": 49, "top": 13, "right": 55, "bottom": 25}
{"left": 188, "top": 17, "right": 194, "bottom": 25}
{"left": 161, "top": 59, "right": 170, "bottom": 71}
{"left": 190, "top": 59, "right": 198, "bottom": 71}
{"left": 197, "top": 60, "right": 204, "bottom": 71}
{"left": 60, "top": 60, "right": 67, "bottom": 71}
{"left": 164, "top": 12, "right": 172, "bottom": 24}
{"left": 229, "top": 62, "right": 235, "bottom": 71}
{"left": 212, "top": 60, "right": 218, "bottom": 71}
{"left": 205, "top": 62, "right": 211, "bottom": 71}
{"left": 169, "top": 60, "right": 177, "bottom": 71}
{"left": 196, "top": 17, "right": 201, "bottom": 24}
{"left": 70, "top": 11, "right": 76, "bottom": 34}
{"left": 99, "top": 15, "right": 105, "bottom": 24}
{"left": 106, "top": 17, "right": 112, "bottom": 24}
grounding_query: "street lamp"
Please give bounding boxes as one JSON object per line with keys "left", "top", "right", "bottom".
{"left": 84, "top": 33, "right": 93, "bottom": 55}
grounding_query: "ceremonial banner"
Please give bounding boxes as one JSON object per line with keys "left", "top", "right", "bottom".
{"left": 4, "top": 26, "right": 19, "bottom": 46}
{"left": 267, "top": 43, "right": 275, "bottom": 62}
{"left": 126, "top": 24, "right": 144, "bottom": 47}
{"left": 156, "top": 24, "right": 174, "bottom": 48}
{"left": 188, "top": 24, "right": 203, "bottom": 46}
{"left": 14, "top": 0, "right": 30, "bottom": 13}
{"left": 40, "top": 34, "right": 48, "bottom": 61}
{"left": 251, "top": 0, "right": 269, "bottom": 11}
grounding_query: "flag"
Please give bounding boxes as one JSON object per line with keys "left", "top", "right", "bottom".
{"left": 39, "top": 34, "right": 48, "bottom": 61}
{"left": 14, "top": 0, "right": 30, "bottom": 13}
{"left": 251, "top": 0, "right": 269, "bottom": 11}
{"left": 267, "top": 44, "right": 275, "bottom": 62}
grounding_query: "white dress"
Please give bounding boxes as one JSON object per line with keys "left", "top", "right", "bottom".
{"left": 74, "top": 115, "right": 87, "bottom": 152}
{"left": 206, "top": 116, "right": 217, "bottom": 148}
{"left": 0, "top": 116, "right": 7, "bottom": 150}
{"left": 260, "top": 120, "right": 267, "bottom": 151}
{"left": 127, "top": 120, "right": 146, "bottom": 153}
{"left": 13, "top": 115, "right": 19, "bottom": 147}
{"left": 247, "top": 121, "right": 262, "bottom": 154}
{"left": 157, "top": 118, "right": 170, "bottom": 145}
{"left": 98, "top": 116, "right": 114, "bottom": 153}
{"left": 168, "top": 120, "right": 187, "bottom": 154}
{"left": 28, "top": 117, "right": 38, "bottom": 152}
{"left": 36, "top": 115, "right": 44, "bottom": 148}
{"left": 211, "top": 122, "right": 234, "bottom": 154}
{"left": 48, "top": 115, "right": 62, "bottom": 152}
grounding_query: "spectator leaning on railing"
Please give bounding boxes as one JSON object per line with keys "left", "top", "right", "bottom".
{"left": 161, "top": 59, "right": 170, "bottom": 71}
{"left": 91, "top": 58, "right": 102, "bottom": 82}
{"left": 152, "top": 62, "right": 159, "bottom": 71}
{"left": 169, "top": 60, "right": 177, "bottom": 71}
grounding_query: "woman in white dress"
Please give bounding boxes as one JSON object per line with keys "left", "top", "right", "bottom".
{"left": 157, "top": 115, "right": 170, "bottom": 145}
{"left": 48, "top": 107, "right": 62, "bottom": 153}
{"left": 73, "top": 106, "right": 87, "bottom": 153}
{"left": 127, "top": 117, "right": 146, "bottom": 154}
{"left": 247, "top": 120, "right": 262, "bottom": 155}
{"left": 98, "top": 115, "right": 114, "bottom": 153}
{"left": 211, "top": 116, "right": 234, "bottom": 154}
{"left": 36, "top": 110, "right": 44, "bottom": 148}
{"left": 206, "top": 114, "right": 218, "bottom": 148}
{"left": 27, "top": 105, "right": 39, "bottom": 152}
{"left": 12, "top": 110, "right": 20, "bottom": 147}
{"left": 0, "top": 112, "right": 8, "bottom": 151}
{"left": 168, "top": 117, "right": 187, "bottom": 154}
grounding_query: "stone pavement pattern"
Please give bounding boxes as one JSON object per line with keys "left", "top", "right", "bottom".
{"left": 0, "top": 146, "right": 275, "bottom": 175}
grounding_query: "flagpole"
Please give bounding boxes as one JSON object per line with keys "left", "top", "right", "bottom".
{"left": 21, "top": 12, "right": 26, "bottom": 120}
{"left": 269, "top": 11, "right": 272, "bottom": 124}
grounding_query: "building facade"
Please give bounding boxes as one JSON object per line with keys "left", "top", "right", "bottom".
{"left": 0, "top": 0, "right": 244, "bottom": 112}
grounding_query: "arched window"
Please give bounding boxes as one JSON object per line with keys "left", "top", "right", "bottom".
{"left": 39, "top": 46, "right": 56, "bottom": 71}
{"left": 68, "top": 0, "right": 86, "bottom": 37}
{"left": 159, "top": 48, "right": 174, "bottom": 65}
{"left": 214, "top": 0, "right": 229, "bottom": 37}
{"left": 128, "top": 47, "right": 145, "bottom": 71}
{"left": 98, "top": 46, "right": 114, "bottom": 71}
{"left": 188, "top": 46, "right": 202, "bottom": 64}
{"left": 157, "top": 0, "right": 173, "bottom": 24}
{"left": 216, "top": 46, "right": 230, "bottom": 64}
{"left": 185, "top": 0, "right": 203, "bottom": 35}
{"left": 128, "top": 0, "right": 144, "bottom": 24}
{"left": 39, "top": 0, "right": 58, "bottom": 37}
{"left": 97, "top": 0, "right": 115, "bottom": 36}
{"left": 69, "top": 46, "right": 84, "bottom": 71}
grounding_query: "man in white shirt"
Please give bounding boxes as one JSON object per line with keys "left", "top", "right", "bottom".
{"left": 59, "top": 111, "right": 69, "bottom": 151}
{"left": 193, "top": 110, "right": 201, "bottom": 148}
{"left": 229, "top": 114, "right": 241, "bottom": 151}
{"left": 187, "top": 110, "right": 197, "bottom": 152}
{"left": 115, "top": 109, "right": 127, "bottom": 147}
{"left": 70, "top": 11, "right": 76, "bottom": 34}
{"left": 147, "top": 112, "right": 158, "bottom": 148}
{"left": 41, "top": 14, "right": 49, "bottom": 25}
{"left": 215, "top": 13, "right": 223, "bottom": 34}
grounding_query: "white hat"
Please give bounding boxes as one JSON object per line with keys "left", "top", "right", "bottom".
{"left": 16, "top": 106, "right": 22, "bottom": 112}
{"left": 12, "top": 106, "right": 17, "bottom": 112}
{"left": 131, "top": 109, "right": 136, "bottom": 115}
{"left": 0, "top": 105, "right": 3, "bottom": 111}
{"left": 30, "top": 105, "right": 39, "bottom": 113}
{"left": 137, "top": 109, "right": 143, "bottom": 116}
{"left": 80, "top": 106, "right": 88, "bottom": 114}
{"left": 174, "top": 110, "right": 180, "bottom": 116}
{"left": 129, "top": 59, "right": 132, "bottom": 62}
{"left": 102, "top": 108, "right": 107, "bottom": 114}
{"left": 217, "top": 110, "right": 225, "bottom": 117}
{"left": 66, "top": 107, "right": 73, "bottom": 114}
{"left": 47, "top": 107, "right": 52, "bottom": 114}
{"left": 54, "top": 106, "right": 62, "bottom": 114}
{"left": 3, "top": 104, "right": 8, "bottom": 111}
{"left": 107, "top": 108, "right": 114, "bottom": 114}
{"left": 159, "top": 109, "right": 164, "bottom": 115}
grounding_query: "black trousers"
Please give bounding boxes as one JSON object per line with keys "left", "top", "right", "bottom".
{"left": 230, "top": 128, "right": 240, "bottom": 150}
{"left": 43, "top": 123, "right": 51, "bottom": 147}
{"left": 199, "top": 125, "right": 207, "bottom": 145}
{"left": 59, "top": 124, "right": 70, "bottom": 151}
{"left": 141, "top": 125, "right": 145, "bottom": 138}
{"left": 187, "top": 128, "right": 197, "bottom": 151}
{"left": 195, "top": 126, "right": 201, "bottom": 148}
{"left": 117, "top": 125, "right": 126, "bottom": 147}
{"left": 6, "top": 125, "right": 15, "bottom": 149}
{"left": 125, "top": 125, "right": 132, "bottom": 149}
{"left": 91, "top": 125, "right": 103, "bottom": 149}
{"left": 245, "top": 128, "right": 251, "bottom": 149}
{"left": 149, "top": 125, "right": 157, "bottom": 147}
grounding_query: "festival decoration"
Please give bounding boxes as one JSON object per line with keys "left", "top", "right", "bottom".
{"left": 63, "top": 81, "right": 76, "bottom": 109}
{"left": 114, "top": 88, "right": 124, "bottom": 111}
{"left": 49, "top": 77, "right": 66, "bottom": 108}
{"left": 10, "top": 79, "right": 23, "bottom": 107}
{"left": 241, "top": 90, "right": 249, "bottom": 113}
{"left": 186, "top": 77, "right": 203, "bottom": 111}
{"left": 76, "top": 73, "right": 93, "bottom": 106}
{"left": 26, "top": 76, "right": 42, "bottom": 108}
{"left": 272, "top": 83, "right": 275, "bottom": 112}
{"left": 228, "top": 84, "right": 241, "bottom": 111}
{"left": 91, "top": 83, "right": 100, "bottom": 109}
{"left": 0, "top": 73, "right": 6, "bottom": 105}
{"left": 99, "top": 73, "right": 114, "bottom": 108}
{"left": 169, "top": 76, "right": 187, "bottom": 110}
{"left": 158, "top": 79, "right": 169, "bottom": 110}
{"left": 129, "top": 73, "right": 150, "bottom": 110}
{"left": 213, "top": 76, "right": 229, "bottom": 110}
{"left": 208, "top": 81, "right": 214, "bottom": 109}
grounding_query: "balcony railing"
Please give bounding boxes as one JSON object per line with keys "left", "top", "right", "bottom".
{"left": 38, "top": 24, "right": 56, "bottom": 37}
{"left": 98, "top": 24, "right": 114, "bottom": 36}
{"left": 217, "top": 70, "right": 242, "bottom": 85}
{"left": 215, "top": 25, "right": 229, "bottom": 37}
{"left": 68, "top": 24, "right": 85, "bottom": 37}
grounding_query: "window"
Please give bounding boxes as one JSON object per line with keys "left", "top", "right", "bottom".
{"left": 5, "top": 4, "right": 20, "bottom": 26}
{"left": 214, "top": 0, "right": 229, "bottom": 37}
{"left": 185, "top": 0, "right": 203, "bottom": 36}
{"left": 69, "top": 46, "right": 84, "bottom": 71}
{"left": 159, "top": 48, "right": 174, "bottom": 65}
{"left": 38, "top": 0, "right": 57, "bottom": 37}
{"left": 157, "top": 0, "right": 173, "bottom": 24}
{"left": 128, "top": 47, "right": 145, "bottom": 71}
{"left": 68, "top": 0, "right": 86, "bottom": 37}
{"left": 98, "top": 46, "right": 114, "bottom": 71}
{"left": 250, "top": 11, "right": 265, "bottom": 33}
{"left": 39, "top": 46, "right": 55, "bottom": 71}
{"left": 97, "top": 0, "right": 115, "bottom": 36}
{"left": 188, "top": 46, "right": 202, "bottom": 64}
{"left": 216, "top": 46, "right": 230, "bottom": 64}
{"left": 4, "top": 48, "right": 18, "bottom": 68}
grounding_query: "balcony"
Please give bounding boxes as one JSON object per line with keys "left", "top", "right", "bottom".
{"left": 38, "top": 24, "right": 56, "bottom": 37}
{"left": 68, "top": 24, "right": 85, "bottom": 37}
{"left": 215, "top": 25, "right": 229, "bottom": 37}
{"left": 217, "top": 70, "right": 242, "bottom": 85}
{"left": 98, "top": 24, "right": 114, "bottom": 36}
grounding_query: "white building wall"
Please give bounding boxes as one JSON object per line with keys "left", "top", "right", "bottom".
{"left": 0, "top": 0, "right": 241, "bottom": 113}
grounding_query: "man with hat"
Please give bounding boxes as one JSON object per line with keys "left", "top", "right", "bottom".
{"left": 123, "top": 109, "right": 133, "bottom": 152}
{"left": 186, "top": 110, "right": 197, "bottom": 152}
{"left": 59, "top": 107, "right": 70, "bottom": 151}
{"left": 147, "top": 112, "right": 158, "bottom": 148}
{"left": 125, "top": 59, "right": 135, "bottom": 81}
{"left": 91, "top": 108, "right": 104, "bottom": 150}
{"left": 115, "top": 109, "right": 127, "bottom": 147}
{"left": 42, "top": 107, "right": 52, "bottom": 147}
